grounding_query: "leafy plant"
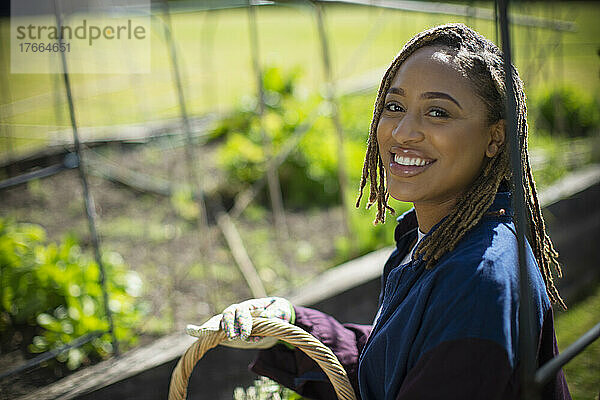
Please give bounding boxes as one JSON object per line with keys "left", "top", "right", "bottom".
{"left": 533, "top": 86, "right": 600, "bottom": 137}
{"left": 336, "top": 195, "right": 412, "bottom": 263}
{"left": 171, "top": 186, "right": 200, "bottom": 222}
{"left": 216, "top": 66, "right": 374, "bottom": 209}
{"left": 0, "top": 218, "right": 144, "bottom": 370}
{"left": 233, "top": 377, "right": 305, "bottom": 400}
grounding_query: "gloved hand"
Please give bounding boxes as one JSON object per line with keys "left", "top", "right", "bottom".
{"left": 186, "top": 297, "right": 294, "bottom": 350}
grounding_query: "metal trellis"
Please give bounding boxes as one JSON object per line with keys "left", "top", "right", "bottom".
{"left": 247, "top": 0, "right": 288, "bottom": 237}
{"left": 497, "top": 1, "right": 600, "bottom": 398}
{"left": 54, "top": 0, "right": 119, "bottom": 355}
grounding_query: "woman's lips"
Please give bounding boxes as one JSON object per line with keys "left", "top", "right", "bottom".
{"left": 388, "top": 151, "right": 436, "bottom": 177}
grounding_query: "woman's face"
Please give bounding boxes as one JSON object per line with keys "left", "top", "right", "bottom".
{"left": 377, "top": 46, "right": 502, "bottom": 208}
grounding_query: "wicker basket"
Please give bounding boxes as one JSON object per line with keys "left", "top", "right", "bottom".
{"left": 168, "top": 317, "right": 357, "bottom": 400}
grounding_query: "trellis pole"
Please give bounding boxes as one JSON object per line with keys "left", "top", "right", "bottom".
{"left": 160, "top": 0, "right": 209, "bottom": 231}
{"left": 247, "top": 0, "right": 288, "bottom": 238}
{"left": 497, "top": 1, "right": 536, "bottom": 397}
{"left": 498, "top": 3, "right": 600, "bottom": 398}
{"left": 466, "top": 0, "right": 476, "bottom": 29}
{"left": 52, "top": 0, "right": 118, "bottom": 356}
{"left": 0, "top": 28, "right": 15, "bottom": 168}
{"left": 200, "top": 9, "right": 220, "bottom": 114}
{"left": 523, "top": 2, "right": 537, "bottom": 89}
{"left": 552, "top": 6, "right": 565, "bottom": 135}
{"left": 313, "top": 1, "right": 351, "bottom": 237}
{"left": 494, "top": 0, "right": 500, "bottom": 46}
{"left": 158, "top": 1, "right": 225, "bottom": 318}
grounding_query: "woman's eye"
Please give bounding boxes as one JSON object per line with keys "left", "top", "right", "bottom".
{"left": 427, "top": 108, "right": 450, "bottom": 118}
{"left": 385, "top": 102, "right": 404, "bottom": 112}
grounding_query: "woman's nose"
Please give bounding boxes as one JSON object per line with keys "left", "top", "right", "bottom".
{"left": 391, "top": 113, "right": 424, "bottom": 143}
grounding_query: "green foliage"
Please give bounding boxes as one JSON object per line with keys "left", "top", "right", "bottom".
{"left": 0, "top": 218, "right": 143, "bottom": 370}
{"left": 555, "top": 284, "right": 600, "bottom": 400}
{"left": 336, "top": 196, "right": 412, "bottom": 263}
{"left": 233, "top": 377, "right": 305, "bottom": 400}
{"left": 532, "top": 86, "right": 600, "bottom": 137}
{"left": 171, "top": 186, "right": 200, "bottom": 222}
{"left": 216, "top": 66, "right": 373, "bottom": 209}
{"left": 528, "top": 134, "right": 571, "bottom": 189}
{"left": 528, "top": 133, "right": 596, "bottom": 189}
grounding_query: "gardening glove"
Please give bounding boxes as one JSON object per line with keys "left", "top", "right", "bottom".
{"left": 186, "top": 297, "right": 295, "bottom": 350}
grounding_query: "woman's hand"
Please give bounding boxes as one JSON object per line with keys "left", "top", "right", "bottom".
{"left": 186, "top": 297, "right": 294, "bottom": 349}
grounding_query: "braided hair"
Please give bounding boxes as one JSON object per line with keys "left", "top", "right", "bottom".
{"left": 356, "top": 23, "right": 565, "bottom": 308}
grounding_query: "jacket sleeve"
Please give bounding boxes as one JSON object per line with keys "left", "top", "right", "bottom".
{"left": 250, "top": 306, "right": 371, "bottom": 400}
{"left": 537, "top": 308, "right": 572, "bottom": 400}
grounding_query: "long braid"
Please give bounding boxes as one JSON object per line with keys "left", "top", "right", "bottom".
{"left": 525, "top": 152, "right": 565, "bottom": 307}
{"left": 516, "top": 74, "right": 566, "bottom": 308}
{"left": 356, "top": 23, "right": 565, "bottom": 307}
{"left": 416, "top": 151, "right": 509, "bottom": 266}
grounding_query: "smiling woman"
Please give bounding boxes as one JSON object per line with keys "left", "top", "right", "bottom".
{"left": 189, "top": 23, "right": 571, "bottom": 400}
{"left": 375, "top": 45, "right": 506, "bottom": 232}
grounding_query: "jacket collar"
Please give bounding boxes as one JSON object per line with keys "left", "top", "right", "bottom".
{"left": 394, "top": 208, "right": 418, "bottom": 252}
{"left": 393, "top": 189, "right": 514, "bottom": 253}
{"left": 485, "top": 189, "right": 514, "bottom": 217}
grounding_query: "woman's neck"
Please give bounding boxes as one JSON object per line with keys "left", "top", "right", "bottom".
{"left": 414, "top": 197, "right": 457, "bottom": 233}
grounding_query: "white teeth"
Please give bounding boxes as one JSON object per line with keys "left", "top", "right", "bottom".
{"left": 394, "top": 154, "right": 430, "bottom": 166}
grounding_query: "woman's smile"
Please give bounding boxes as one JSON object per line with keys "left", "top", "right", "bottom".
{"left": 388, "top": 147, "right": 436, "bottom": 177}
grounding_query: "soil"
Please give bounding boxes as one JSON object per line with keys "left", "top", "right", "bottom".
{"left": 0, "top": 140, "right": 347, "bottom": 398}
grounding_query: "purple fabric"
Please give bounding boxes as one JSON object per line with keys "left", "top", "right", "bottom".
{"left": 538, "top": 308, "right": 571, "bottom": 400}
{"left": 250, "top": 306, "right": 370, "bottom": 399}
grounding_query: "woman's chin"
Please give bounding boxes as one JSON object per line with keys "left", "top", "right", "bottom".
{"left": 387, "top": 191, "right": 419, "bottom": 204}
{"left": 386, "top": 183, "right": 423, "bottom": 204}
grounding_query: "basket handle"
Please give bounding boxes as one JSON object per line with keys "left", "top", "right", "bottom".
{"left": 168, "top": 317, "right": 357, "bottom": 400}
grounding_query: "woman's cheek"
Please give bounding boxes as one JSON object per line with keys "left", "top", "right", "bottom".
{"left": 376, "top": 119, "right": 390, "bottom": 141}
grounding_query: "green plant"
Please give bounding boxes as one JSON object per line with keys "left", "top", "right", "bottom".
{"left": 336, "top": 196, "right": 412, "bottom": 263}
{"left": 171, "top": 186, "right": 200, "bottom": 222}
{"left": 533, "top": 86, "right": 600, "bottom": 137}
{"left": 233, "top": 377, "right": 305, "bottom": 400}
{"left": 0, "top": 218, "right": 144, "bottom": 370}
{"left": 216, "top": 66, "right": 375, "bottom": 209}
{"left": 528, "top": 133, "right": 595, "bottom": 189}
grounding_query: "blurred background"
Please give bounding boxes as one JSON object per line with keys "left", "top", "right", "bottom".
{"left": 0, "top": 0, "right": 599, "bottom": 399}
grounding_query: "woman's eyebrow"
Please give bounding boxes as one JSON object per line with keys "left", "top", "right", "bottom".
{"left": 386, "top": 87, "right": 405, "bottom": 96}
{"left": 421, "top": 91, "right": 462, "bottom": 109}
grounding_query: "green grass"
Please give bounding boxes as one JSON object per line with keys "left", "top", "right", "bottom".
{"left": 555, "top": 284, "right": 600, "bottom": 400}
{"left": 1, "top": 2, "right": 599, "bottom": 157}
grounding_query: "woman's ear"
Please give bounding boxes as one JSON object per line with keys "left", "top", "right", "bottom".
{"left": 486, "top": 119, "right": 506, "bottom": 158}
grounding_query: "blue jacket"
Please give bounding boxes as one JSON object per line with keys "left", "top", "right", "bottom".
{"left": 252, "top": 191, "right": 570, "bottom": 399}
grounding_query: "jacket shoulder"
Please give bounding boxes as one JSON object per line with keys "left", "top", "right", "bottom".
{"left": 419, "top": 217, "right": 550, "bottom": 367}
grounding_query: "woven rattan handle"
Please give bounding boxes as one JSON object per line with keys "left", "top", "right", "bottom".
{"left": 168, "top": 317, "right": 357, "bottom": 400}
